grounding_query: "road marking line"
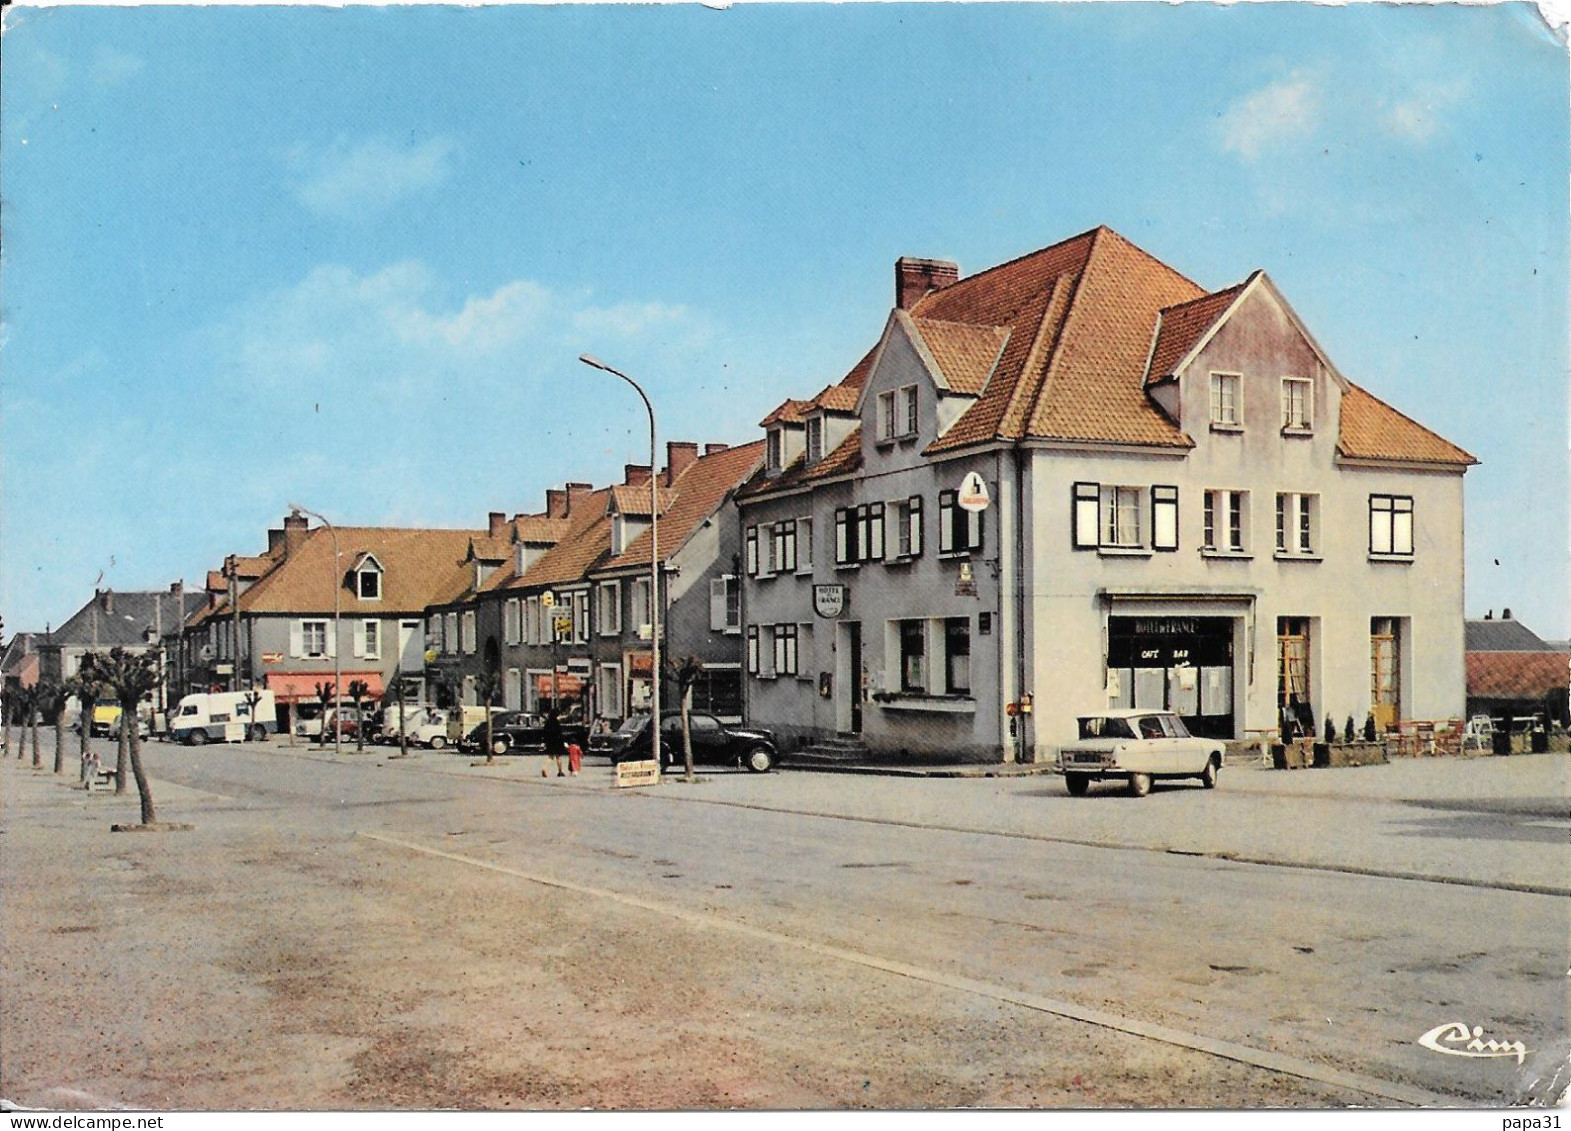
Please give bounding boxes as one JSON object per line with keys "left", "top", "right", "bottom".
{"left": 360, "top": 830, "right": 1456, "bottom": 1108}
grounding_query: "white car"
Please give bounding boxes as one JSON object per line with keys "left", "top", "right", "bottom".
{"left": 1055, "top": 709, "right": 1225, "bottom": 797}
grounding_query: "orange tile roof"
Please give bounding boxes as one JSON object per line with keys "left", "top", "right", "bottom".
{"left": 760, "top": 399, "right": 812, "bottom": 427}
{"left": 839, "top": 345, "right": 879, "bottom": 392}
{"left": 608, "top": 484, "right": 678, "bottom": 518}
{"left": 602, "top": 440, "right": 766, "bottom": 571}
{"left": 468, "top": 536, "right": 514, "bottom": 562}
{"left": 238, "top": 526, "right": 486, "bottom": 614}
{"left": 205, "top": 570, "right": 228, "bottom": 593}
{"left": 1337, "top": 383, "right": 1476, "bottom": 467}
{"left": 910, "top": 317, "right": 1011, "bottom": 395}
{"left": 1145, "top": 280, "right": 1251, "bottom": 384}
{"left": 512, "top": 515, "right": 571, "bottom": 543}
{"left": 738, "top": 426, "right": 862, "bottom": 499}
{"left": 810, "top": 384, "right": 859, "bottom": 413}
{"left": 1466, "top": 651, "right": 1568, "bottom": 700}
{"left": 499, "top": 489, "right": 617, "bottom": 591}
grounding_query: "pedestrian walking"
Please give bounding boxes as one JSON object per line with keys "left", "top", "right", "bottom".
{"left": 542, "top": 708, "right": 566, "bottom": 777}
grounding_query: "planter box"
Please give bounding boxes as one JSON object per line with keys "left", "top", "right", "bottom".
{"left": 1271, "top": 740, "right": 1316, "bottom": 770}
{"left": 1327, "top": 741, "right": 1386, "bottom": 768}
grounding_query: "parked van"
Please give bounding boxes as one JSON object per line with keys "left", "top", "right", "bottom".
{"left": 172, "top": 690, "right": 278, "bottom": 745}
{"left": 446, "top": 705, "right": 503, "bottom": 749}
{"left": 377, "top": 705, "right": 450, "bottom": 748}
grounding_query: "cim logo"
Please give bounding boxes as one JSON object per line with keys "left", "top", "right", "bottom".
{"left": 1417, "top": 1021, "right": 1528, "bottom": 1065}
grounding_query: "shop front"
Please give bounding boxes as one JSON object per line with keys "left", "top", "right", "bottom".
{"left": 1105, "top": 616, "right": 1236, "bottom": 739}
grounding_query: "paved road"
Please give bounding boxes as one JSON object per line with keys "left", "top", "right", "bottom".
{"left": 2, "top": 738, "right": 1564, "bottom": 1109}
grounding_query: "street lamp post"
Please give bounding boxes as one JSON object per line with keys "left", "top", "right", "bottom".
{"left": 287, "top": 502, "right": 342, "bottom": 759}
{"left": 578, "top": 354, "right": 661, "bottom": 776}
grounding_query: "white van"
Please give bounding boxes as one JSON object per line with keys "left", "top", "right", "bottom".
{"left": 172, "top": 691, "right": 278, "bottom": 745}
{"left": 379, "top": 705, "right": 450, "bottom": 748}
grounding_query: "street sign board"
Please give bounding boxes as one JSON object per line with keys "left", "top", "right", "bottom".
{"left": 958, "top": 471, "right": 990, "bottom": 513}
{"left": 813, "top": 584, "right": 846, "bottom": 618}
{"left": 541, "top": 592, "right": 556, "bottom": 608}
{"left": 614, "top": 759, "right": 661, "bottom": 789}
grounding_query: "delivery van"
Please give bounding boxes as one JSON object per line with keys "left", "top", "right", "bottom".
{"left": 172, "top": 690, "right": 278, "bottom": 745}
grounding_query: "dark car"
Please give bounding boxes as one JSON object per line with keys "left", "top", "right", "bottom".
{"left": 462, "top": 711, "right": 590, "bottom": 756}
{"left": 592, "top": 711, "right": 780, "bottom": 773}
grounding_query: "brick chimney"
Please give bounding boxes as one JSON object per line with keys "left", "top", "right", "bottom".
{"left": 664, "top": 441, "right": 699, "bottom": 487}
{"left": 1503, "top": 608, "right": 1513, "bottom": 620}
{"left": 565, "top": 482, "right": 595, "bottom": 513}
{"left": 267, "top": 527, "right": 286, "bottom": 556}
{"left": 102, "top": 589, "right": 114, "bottom": 614}
{"left": 545, "top": 489, "right": 568, "bottom": 519}
{"left": 704, "top": 443, "right": 729, "bottom": 457}
{"left": 488, "top": 511, "right": 508, "bottom": 538}
{"left": 623, "top": 463, "right": 652, "bottom": 487}
{"left": 284, "top": 512, "right": 309, "bottom": 555}
{"left": 896, "top": 256, "right": 960, "bottom": 310}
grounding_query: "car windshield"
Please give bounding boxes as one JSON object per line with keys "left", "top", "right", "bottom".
{"left": 1078, "top": 716, "right": 1136, "bottom": 740}
{"left": 615, "top": 714, "right": 650, "bottom": 736}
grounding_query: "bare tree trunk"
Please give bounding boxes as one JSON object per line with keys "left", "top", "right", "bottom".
{"left": 115, "top": 719, "right": 129, "bottom": 793}
{"left": 31, "top": 713, "right": 42, "bottom": 767}
{"left": 78, "top": 698, "right": 92, "bottom": 781}
{"left": 127, "top": 727, "right": 156, "bottom": 825}
{"left": 681, "top": 685, "right": 695, "bottom": 783}
{"left": 53, "top": 708, "right": 66, "bottom": 774}
{"left": 355, "top": 699, "right": 365, "bottom": 752}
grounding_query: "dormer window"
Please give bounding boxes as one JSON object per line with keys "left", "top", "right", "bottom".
{"left": 354, "top": 555, "right": 384, "bottom": 601}
{"left": 766, "top": 428, "right": 784, "bottom": 472}
{"left": 806, "top": 416, "right": 824, "bottom": 464}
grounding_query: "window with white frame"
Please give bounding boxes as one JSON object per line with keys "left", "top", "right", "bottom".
{"left": 1276, "top": 492, "right": 1318, "bottom": 556}
{"left": 360, "top": 619, "right": 381, "bottom": 659}
{"left": 1104, "top": 486, "right": 1142, "bottom": 547}
{"left": 598, "top": 664, "right": 623, "bottom": 719}
{"left": 766, "top": 428, "right": 784, "bottom": 472}
{"left": 834, "top": 504, "right": 886, "bottom": 566}
{"left": 1210, "top": 373, "right": 1241, "bottom": 428}
{"left": 1203, "top": 490, "right": 1249, "bottom": 553}
{"left": 357, "top": 566, "right": 382, "bottom": 600}
{"left": 461, "top": 611, "right": 477, "bottom": 654}
{"left": 798, "top": 517, "right": 813, "bottom": 571}
{"left": 903, "top": 385, "right": 919, "bottom": 436}
{"left": 877, "top": 390, "right": 897, "bottom": 441}
{"left": 629, "top": 577, "right": 651, "bottom": 634}
{"left": 504, "top": 599, "right": 521, "bottom": 646}
{"left": 806, "top": 416, "right": 824, "bottom": 464}
{"left": 596, "top": 581, "right": 621, "bottom": 635}
{"left": 1281, "top": 377, "right": 1313, "bottom": 432}
{"left": 709, "top": 575, "right": 741, "bottom": 633}
{"left": 898, "top": 620, "right": 926, "bottom": 693}
{"left": 1369, "top": 495, "right": 1414, "bottom": 556}
{"left": 944, "top": 618, "right": 971, "bottom": 694}
{"left": 301, "top": 619, "right": 329, "bottom": 659}
{"left": 571, "top": 591, "right": 590, "bottom": 643}
{"left": 937, "top": 490, "right": 984, "bottom": 556}
{"left": 773, "top": 624, "right": 798, "bottom": 677}
{"left": 893, "top": 496, "right": 924, "bottom": 558}
{"left": 773, "top": 520, "right": 797, "bottom": 573}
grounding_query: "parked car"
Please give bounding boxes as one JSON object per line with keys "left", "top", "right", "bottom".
{"left": 592, "top": 711, "right": 780, "bottom": 773}
{"left": 1055, "top": 709, "right": 1225, "bottom": 797}
{"left": 497, "top": 712, "right": 589, "bottom": 755}
{"left": 294, "top": 704, "right": 373, "bottom": 741}
{"left": 376, "top": 705, "right": 451, "bottom": 748}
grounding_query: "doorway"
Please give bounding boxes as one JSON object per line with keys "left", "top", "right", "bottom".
{"left": 836, "top": 621, "right": 862, "bottom": 735}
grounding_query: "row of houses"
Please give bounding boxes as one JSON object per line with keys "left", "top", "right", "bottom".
{"left": 7, "top": 225, "right": 1524, "bottom": 762}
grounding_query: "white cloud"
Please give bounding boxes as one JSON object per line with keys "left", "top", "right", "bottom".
{"left": 1218, "top": 73, "right": 1320, "bottom": 162}
{"left": 290, "top": 136, "right": 458, "bottom": 220}
{"left": 1382, "top": 81, "right": 1468, "bottom": 144}
{"left": 89, "top": 46, "right": 143, "bottom": 87}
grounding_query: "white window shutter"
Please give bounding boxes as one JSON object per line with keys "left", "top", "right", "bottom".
{"left": 289, "top": 621, "right": 303, "bottom": 658}
{"left": 710, "top": 578, "right": 727, "bottom": 631}
{"left": 327, "top": 623, "right": 338, "bottom": 658}
{"left": 352, "top": 621, "right": 365, "bottom": 658}
{"left": 884, "top": 506, "right": 898, "bottom": 557}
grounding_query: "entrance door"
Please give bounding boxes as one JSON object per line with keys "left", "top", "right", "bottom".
{"left": 837, "top": 622, "right": 863, "bottom": 734}
{"left": 1277, "top": 617, "right": 1312, "bottom": 736}
{"left": 1371, "top": 618, "right": 1400, "bottom": 731}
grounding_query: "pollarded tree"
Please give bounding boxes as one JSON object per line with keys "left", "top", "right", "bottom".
{"left": 666, "top": 655, "right": 705, "bottom": 783}
{"left": 65, "top": 670, "right": 106, "bottom": 774}
{"left": 346, "top": 679, "right": 371, "bottom": 752}
{"left": 473, "top": 667, "right": 503, "bottom": 763}
{"left": 315, "top": 681, "right": 335, "bottom": 747}
{"left": 15, "top": 683, "right": 42, "bottom": 765}
{"left": 38, "top": 680, "right": 71, "bottom": 774}
{"left": 83, "top": 648, "right": 162, "bottom": 826}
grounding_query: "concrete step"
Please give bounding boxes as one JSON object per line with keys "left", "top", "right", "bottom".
{"left": 786, "top": 740, "right": 871, "bottom": 765}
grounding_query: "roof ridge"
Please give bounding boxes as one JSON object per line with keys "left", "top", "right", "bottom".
{"left": 910, "top": 227, "right": 1099, "bottom": 319}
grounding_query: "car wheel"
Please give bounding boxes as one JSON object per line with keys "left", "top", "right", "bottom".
{"left": 1200, "top": 756, "right": 1219, "bottom": 789}
{"left": 188, "top": 729, "right": 208, "bottom": 747}
{"left": 428, "top": 735, "right": 447, "bottom": 750}
{"left": 249, "top": 724, "right": 267, "bottom": 743}
{"left": 492, "top": 737, "right": 509, "bottom": 757}
{"left": 1065, "top": 773, "right": 1090, "bottom": 796}
{"left": 1127, "top": 772, "right": 1152, "bottom": 797}
{"left": 745, "top": 745, "right": 776, "bottom": 773}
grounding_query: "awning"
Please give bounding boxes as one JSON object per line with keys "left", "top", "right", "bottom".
{"left": 533, "top": 674, "right": 584, "bottom": 697}
{"left": 266, "top": 670, "right": 385, "bottom": 703}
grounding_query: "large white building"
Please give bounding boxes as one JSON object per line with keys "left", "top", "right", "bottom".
{"left": 737, "top": 227, "right": 1476, "bottom": 763}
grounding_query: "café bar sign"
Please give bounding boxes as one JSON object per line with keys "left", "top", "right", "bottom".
{"left": 813, "top": 584, "right": 846, "bottom": 619}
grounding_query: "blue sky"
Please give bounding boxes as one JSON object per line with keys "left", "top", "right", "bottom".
{"left": 1, "top": 2, "right": 1566, "bottom": 637}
